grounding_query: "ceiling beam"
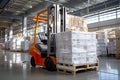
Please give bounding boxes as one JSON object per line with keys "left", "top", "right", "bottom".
{"left": 0, "top": 0, "right": 10, "bottom": 9}
{"left": 70, "top": 0, "right": 119, "bottom": 16}
{"left": 24, "top": 1, "right": 52, "bottom": 17}
{"left": 0, "top": 12, "right": 22, "bottom": 20}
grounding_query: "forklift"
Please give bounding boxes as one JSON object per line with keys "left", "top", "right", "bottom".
{"left": 29, "top": 4, "right": 66, "bottom": 71}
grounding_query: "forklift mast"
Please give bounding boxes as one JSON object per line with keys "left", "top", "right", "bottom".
{"left": 47, "top": 4, "right": 66, "bottom": 56}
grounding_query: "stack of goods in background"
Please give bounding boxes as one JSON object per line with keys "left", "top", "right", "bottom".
{"left": 4, "top": 36, "right": 31, "bottom": 52}
{"left": 106, "top": 29, "right": 120, "bottom": 58}
{"left": 21, "top": 36, "right": 31, "bottom": 52}
{"left": 56, "top": 31, "right": 98, "bottom": 75}
{"left": 21, "top": 39, "right": 30, "bottom": 52}
{"left": 9, "top": 37, "right": 24, "bottom": 52}
{"left": 0, "top": 43, "right": 4, "bottom": 52}
{"left": 66, "top": 15, "right": 88, "bottom": 32}
{"left": 107, "top": 30, "right": 115, "bottom": 56}
{"left": 96, "top": 32, "right": 107, "bottom": 56}
{"left": 107, "top": 38, "right": 116, "bottom": 56}
{"left": 115, "top": 29, "right": 120, "bottom": 58}
{"left": 5, "top": 40, "right": 10, "bottom": 50}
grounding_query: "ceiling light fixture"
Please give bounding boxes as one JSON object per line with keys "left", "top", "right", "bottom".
{"left": 29, "top": 5, "right": 32, "bottom": 8}
{"left": 58, "top": 0, "right": 69, "bottom": 3}
{"left": 28, "top": 1, "right": 33, "bottom": 8}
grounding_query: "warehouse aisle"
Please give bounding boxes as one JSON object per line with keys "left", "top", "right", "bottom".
{"left": 0, "top": 51, "right": 120, "bottom": 80}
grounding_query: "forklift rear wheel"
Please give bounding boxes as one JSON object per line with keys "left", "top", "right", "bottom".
{"left": 30, "top": 57, "right": 36, "bottom": 67}
{"left": 45, "top": 57, "right": 56, "bottom": 71}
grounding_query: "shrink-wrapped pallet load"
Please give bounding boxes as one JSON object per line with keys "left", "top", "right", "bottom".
{"left": 96, "top": 32, "right": 107, "bottom": 56}
{"left": 107, "top": 38, "right": 116, "bottom": 55}
{"left": 56, "top": 31, "right": 97, "bottom": 66}
{"left": 9, "top": 38, "right": 24, "bottom": 51}
{"left": 21, "top": 40, "right": 30, "bottom": 51}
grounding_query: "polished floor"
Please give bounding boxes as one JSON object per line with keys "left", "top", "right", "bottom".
{"left": 0, "top": 50, "right": 120, "bottom": 80}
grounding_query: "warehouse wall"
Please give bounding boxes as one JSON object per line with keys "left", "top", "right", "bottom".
{"left": 88, "top": 18, "right": 120, "bottom": 31}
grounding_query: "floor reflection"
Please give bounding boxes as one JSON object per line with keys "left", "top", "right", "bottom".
{"left": 3, "top": 51, "right": 31, "bottom": 64}
{"left": 0, "top": 51, "right": 120, "bottom": 80}
{"left": 99, "top": 71, "right": 119, "bottom": 80}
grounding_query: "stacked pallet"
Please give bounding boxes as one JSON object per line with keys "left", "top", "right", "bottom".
{"left": 21, "top": 40, "right": 30, "bottom": 52}
{"left": 5, "top": 40, "right": 10, "bottom": 50}
{"left": 96, "top": 32, "right": 107, "bottom": 56}
{"left": 115, "top": 30, "right": 120, "bottom": 58}
{"left": 56, "top": 31, "right": 98, "bottom": 75}
{"left": 107, "top": 38, "right": 116, "bottom": 55}
{"left": 66, "top": 15, "right": 88, "bottom": 32}
{"left": 9, "top": 38, "right": 24, "bottom": 51}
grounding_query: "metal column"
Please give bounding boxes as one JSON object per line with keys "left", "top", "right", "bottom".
{"left": 9, "top": 26, "right": 13, "bottom": 40}
{"left": 53, "top": 4, "right": 57, "bottom": 33}
{"left": 47, "top": 5, "right": 51, "bottom": 56}
{"left": 5, "top": 29, "right": 8, "bottom": 42}
{"left": 60, "top": 6, "right": 66, "bottom": 32}
{"left": 22, "top": 16, "right": 27, "bottom": 37}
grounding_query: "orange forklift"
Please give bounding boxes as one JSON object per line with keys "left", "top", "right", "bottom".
{"left": 29, "top": 4, "right": 66, "bottom": 71}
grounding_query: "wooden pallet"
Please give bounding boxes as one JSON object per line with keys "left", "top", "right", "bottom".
{"left": 57, "top": 63, "right": 87, "bottom": 75}
{"left": 87, "top": 63, "right": 99, "bottom": 71}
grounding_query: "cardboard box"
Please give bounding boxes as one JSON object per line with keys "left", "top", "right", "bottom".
{"left": 66, "top": 15, "right": 88, "bottom": 32}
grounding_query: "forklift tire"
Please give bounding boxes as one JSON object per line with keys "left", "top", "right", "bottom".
{"left": 30, "top": 57, "right": 36, "bottom": 67}
{"left": 45, "top": 57, "right": 56, "bottom": 71}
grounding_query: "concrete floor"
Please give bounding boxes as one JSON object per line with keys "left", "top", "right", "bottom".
{"left": 0, "top": 51, "right": 120, "bottom": 80}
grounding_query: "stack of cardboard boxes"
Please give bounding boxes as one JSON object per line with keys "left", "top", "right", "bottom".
{"left": 66, "top": 15, "right": 88, "bottom": 32}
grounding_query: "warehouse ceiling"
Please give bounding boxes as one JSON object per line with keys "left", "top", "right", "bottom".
{"left": 71, "top": 0, "right": 120, "bottom": 16}
{"left": 0, "top": 0, "right": 118, "bottom": 28}
{"left": 0, "top": 0, "right": 43, "bottom": 28}
{"left": 4, "top": 0, "right": 42, "bottom": 15}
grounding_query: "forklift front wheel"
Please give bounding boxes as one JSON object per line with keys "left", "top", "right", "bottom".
{"left": 45, "top": 57, "right": 56, "bottom": 71}
{"left": 30, "top": 57, "right": 36, "bottom": 67}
